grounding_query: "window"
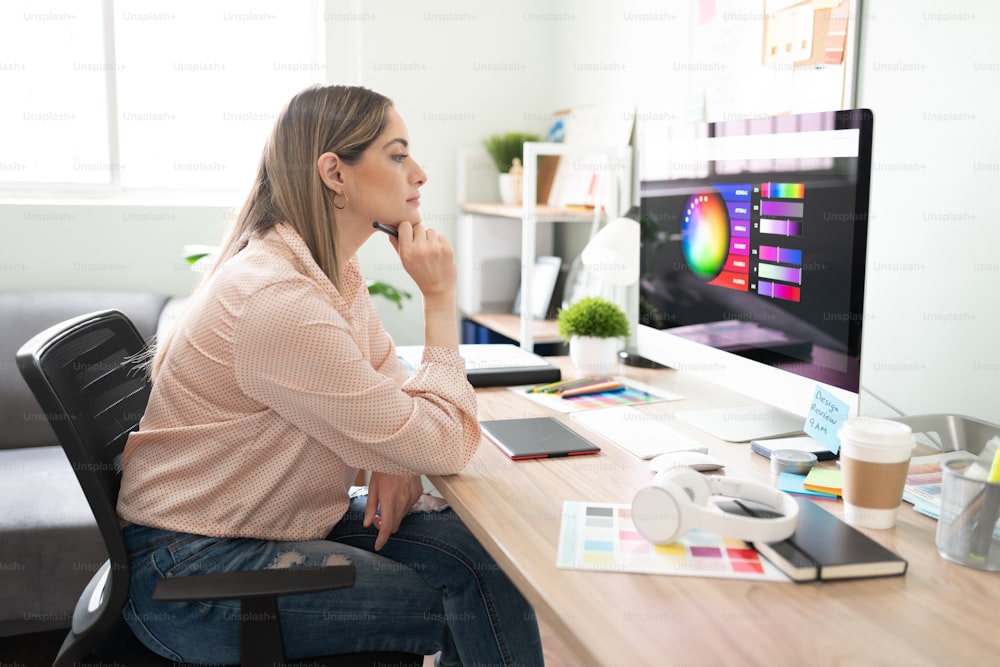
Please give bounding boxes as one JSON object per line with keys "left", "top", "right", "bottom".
{"left": 0, "top": 0, "right": 325, "bottom": 195}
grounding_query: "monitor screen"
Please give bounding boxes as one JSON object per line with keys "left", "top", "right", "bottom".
{"left": 637, "top": 109, "right": 873, "bottom": 441}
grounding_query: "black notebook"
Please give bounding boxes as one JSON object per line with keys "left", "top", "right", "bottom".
{"left": 752, "top": 497, "right": 908, "bottom": 582}
{"left": 480, "top": 417, "right": 601, "bottom": 460}
{"left": 397, "top": 344, "right": 561, "bottom": 388}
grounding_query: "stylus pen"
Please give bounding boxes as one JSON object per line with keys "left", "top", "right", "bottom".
{"left": 372, "top": 221, "right": 398, "bottom": 237}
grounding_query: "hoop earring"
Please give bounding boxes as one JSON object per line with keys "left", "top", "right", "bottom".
{"left": 332, "top": 192, "right": 348, "bottom": 210}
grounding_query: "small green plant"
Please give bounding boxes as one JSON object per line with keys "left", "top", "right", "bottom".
{"left": 366, "top": 279, "right": 412, "bottom": 310}
{"left": 482, "top": 132, "right": 541, "bottom": 173}
{"left": 556, "top": 296, "right": 630, "bottom": 340}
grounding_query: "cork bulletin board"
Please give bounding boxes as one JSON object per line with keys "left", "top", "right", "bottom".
{"left": 692, "top": 0, "right": 861, "bottom": 121}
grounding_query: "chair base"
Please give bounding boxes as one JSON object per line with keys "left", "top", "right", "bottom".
{"left": 59, "top": 617, "right": 423, "bottom": 667}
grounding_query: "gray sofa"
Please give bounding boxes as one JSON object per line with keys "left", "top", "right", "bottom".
{"left": 0, "top": 290, "right": 171, "bottom": 637}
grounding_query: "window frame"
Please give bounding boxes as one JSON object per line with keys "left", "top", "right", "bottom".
{"left": 0, "top": 0, "right": 325, "bottom": 206}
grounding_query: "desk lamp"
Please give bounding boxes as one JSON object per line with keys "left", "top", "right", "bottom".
{"left": 580, "top": 214, "right": 656, "bottom": 367}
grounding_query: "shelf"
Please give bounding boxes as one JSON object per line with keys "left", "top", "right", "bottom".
{"left": 455, "top": 142, "right": 633, "bottom": 354}
{"left": 463, "top": 312, "right": 563, "bottom": 345}
{"left": 458, "top": 202, "right": 600, "bottom": 223}
{"left": 518, "top": 142, "right": 633, "bottom": 352}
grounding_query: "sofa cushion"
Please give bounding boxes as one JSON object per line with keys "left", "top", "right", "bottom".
{"left": 0, "top": 445, "right": 107, "bottom": 636}
{"left": 0, "top": 290, "right": 169, "bottom": 451}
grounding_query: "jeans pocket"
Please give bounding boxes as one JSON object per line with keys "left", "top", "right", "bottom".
{"left": 163, "top": 534, "right": 235, "bottom": 578}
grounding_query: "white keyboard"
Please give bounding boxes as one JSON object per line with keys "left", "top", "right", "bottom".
{"left": 570, "top": 406, "right": 709, "bottom": 460}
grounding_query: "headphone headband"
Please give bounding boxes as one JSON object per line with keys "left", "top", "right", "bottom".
{"left": 632, "top": 470, "right": 799, "bottom": 545}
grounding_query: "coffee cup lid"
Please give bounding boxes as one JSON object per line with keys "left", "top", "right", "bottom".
{"left": 838, "top": 417, "right": 913, "bottom": 447}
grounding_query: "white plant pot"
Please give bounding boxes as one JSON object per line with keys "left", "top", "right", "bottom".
{"left": 498, "top": 172, "right": 523, "bottom": 205}
{"left": 569, "top": 336, "right": 620, "bottom": 376}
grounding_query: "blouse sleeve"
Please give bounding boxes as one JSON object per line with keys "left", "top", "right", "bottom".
{"left": 363, "top": 286, "right": 410, "bottom": 387}
{"left": 233, "top": 281, "right": 480, "bottom": 476}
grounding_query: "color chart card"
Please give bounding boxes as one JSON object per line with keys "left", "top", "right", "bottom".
{"left": 557, "top": 501, "right": 789, "bottom": 582}
{"left": 512, "top": 378, "right": 682, "bottom": 414}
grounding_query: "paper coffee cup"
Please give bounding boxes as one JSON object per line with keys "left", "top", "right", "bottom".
{"left": 838, "top": 418, "right": 915, "bottom": 529}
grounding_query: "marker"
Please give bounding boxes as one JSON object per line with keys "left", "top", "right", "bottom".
{"left": 372, "top": 221, "right": 398, "bottom": 237}
{"left": 527, "top": 376, "right": 610, "bottom": 394}
{"left": 559, "top": 380, "right": 625, "bottom": 398}
{"left": 968, "top": 448, "right": 1000, "bottom": 563}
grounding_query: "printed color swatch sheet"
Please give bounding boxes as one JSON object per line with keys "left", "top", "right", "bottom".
{"left": 557, "top": 501, "right": 789, "bottom": 582}
{"left": 512, "top": 378, "right": 682, "bottom": 413}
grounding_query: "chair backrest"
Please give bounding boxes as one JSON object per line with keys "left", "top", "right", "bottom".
{"left": 0, "top": 289, "right": 168, "bottom": 451}
{"left": 16, "top": 309, "right": 151, "bottom": 645}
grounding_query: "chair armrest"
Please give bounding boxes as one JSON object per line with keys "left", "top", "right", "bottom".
{"left": 152, "top": 563, "right": 355, "bottom": 602}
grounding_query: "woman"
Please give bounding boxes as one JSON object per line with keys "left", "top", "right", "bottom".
{"left": 117, "top": 84, "right": 543, "bottom": 666}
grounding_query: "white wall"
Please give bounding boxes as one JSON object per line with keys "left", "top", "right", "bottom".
{"left": 2, "top": 0, "right": 998, "bottom": 426}
{"left": 0, "top": 0, "right": 561, "bottom": 344}
{"left": 852, "top": 0, "right": 1000, "bottom": 424}
{"left": 323, "top": 0, "right": 563, "bottom": 341}
{"left": 542, "top": 0, "right": 1000, "bottom": 426}
{"left": 0, "top": 203, "right": 228, "bottom": 295}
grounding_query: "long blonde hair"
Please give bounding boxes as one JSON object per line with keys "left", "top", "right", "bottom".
{"left": 151, "top": 84, "right": 393, "bottom": 377}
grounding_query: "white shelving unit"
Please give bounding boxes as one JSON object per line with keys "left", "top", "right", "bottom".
{"left": 518, "top": 142, "right": 633, "bottom": 351}
{"left": 455, "top": 143, "right": 633, "bottom": 352}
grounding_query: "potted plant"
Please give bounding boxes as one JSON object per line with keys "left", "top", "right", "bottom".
{"left": 483, "top": 132, "right": 540, "bottom": 205}
{"left": 556, "top": 296, "right": 630, "bottom": 376}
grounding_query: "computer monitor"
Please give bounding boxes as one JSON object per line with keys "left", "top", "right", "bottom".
{"left": 637, "top": 109, "right": 874, "bottom": 442}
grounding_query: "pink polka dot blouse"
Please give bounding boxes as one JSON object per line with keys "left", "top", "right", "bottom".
{"left": 117, "top": 223, "right": 480, "bottom": 541}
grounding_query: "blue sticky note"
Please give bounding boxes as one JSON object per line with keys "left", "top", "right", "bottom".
{"left": 803, "top": 384, "right": 850, "bottom": 454}
{"left": 777, "top": 473, "right": 838, "bottom": 499}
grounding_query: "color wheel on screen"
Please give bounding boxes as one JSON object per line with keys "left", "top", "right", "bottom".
{"left": 682, "top": 191, "right": 730, "bottom": 280}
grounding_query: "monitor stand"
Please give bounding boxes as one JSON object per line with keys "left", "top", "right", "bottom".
{"left": 675, "top": 406, "right": 804, "bottom": 443}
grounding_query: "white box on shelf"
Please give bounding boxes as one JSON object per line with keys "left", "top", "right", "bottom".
{"left": 456, "top": 209, "right": 554, "bottom": 314}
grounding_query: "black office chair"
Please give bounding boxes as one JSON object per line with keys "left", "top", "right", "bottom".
{"left": 16, "top": 309, "right": 424, "bottom": 667}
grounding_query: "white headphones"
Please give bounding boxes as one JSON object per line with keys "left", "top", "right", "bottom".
{"left": 631, "top": 468, "right": 799, "bottom": 545}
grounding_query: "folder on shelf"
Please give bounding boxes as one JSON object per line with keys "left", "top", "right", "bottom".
{"left": 397, "top": 344, "right": 561, "bottom": 388}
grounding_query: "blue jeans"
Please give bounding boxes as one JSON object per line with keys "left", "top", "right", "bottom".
{"left": 122, "top": 494, "right": 543, "bottom": 666}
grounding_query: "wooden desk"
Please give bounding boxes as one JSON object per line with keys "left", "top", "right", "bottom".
{"left": 428, "top": 358, "right": 1000, "bottom": 667}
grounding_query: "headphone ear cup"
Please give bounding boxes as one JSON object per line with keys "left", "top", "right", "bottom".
{"left": 632, "top": 468, "right": 711, "bottom": 545}
{"left": 632, "top": 483, "right": 689, "bottom": 545}
{"left": 654, "top": 467, "right": 711, "bottom": 507}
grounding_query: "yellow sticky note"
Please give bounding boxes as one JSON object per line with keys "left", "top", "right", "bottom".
{"left": 802, "top": 467, "right": 842, "bottom": 496}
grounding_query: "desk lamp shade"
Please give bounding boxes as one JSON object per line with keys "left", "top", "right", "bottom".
{"left": 580, "top": 217, "right": 640, "bottom": 286}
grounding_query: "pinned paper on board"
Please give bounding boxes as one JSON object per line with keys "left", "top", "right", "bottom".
{"left": 803, "top": 384, "right": 850, "bottom": 454}
{"left": 763, "top": 1, "right": 815, "bottom": 65}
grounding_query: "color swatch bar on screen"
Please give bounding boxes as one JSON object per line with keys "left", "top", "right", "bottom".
{"left": 723, "top": 256, "right": 749, "bottom": 273}
{"left": 758, "top": 263, "right": 802, "bottom": 284}
{"left": 758, "top": 280, "right": 801, "bottom": 302}
{"left": 712, "top": 184, "right": 752, "bottom": 201}
{"left": 761, "top": 182, "right": 805, "bottom": 199}
{"left": 760, "top": 201, "right": 804, "bottom": 218}
{"left": 760, "top": 219, "right": 802, "bottom": 236}
{"left": 709, "top": 271, "right": 749, "bottom": 290}
{"left": 726, "top": 200, "right": 752, "bottom": 221}
{"left": 758, "top": 245, "right": 802, "bottom": 265}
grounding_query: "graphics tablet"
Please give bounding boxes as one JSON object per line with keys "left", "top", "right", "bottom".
{"left": 480, "top": 417, "right": 601, "bottom": 460}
